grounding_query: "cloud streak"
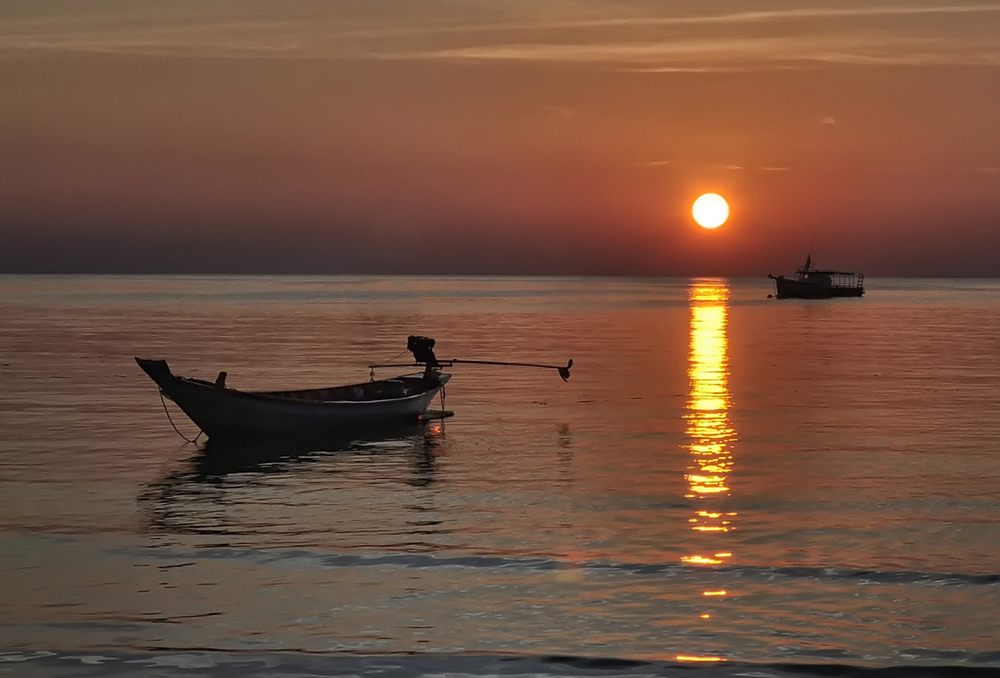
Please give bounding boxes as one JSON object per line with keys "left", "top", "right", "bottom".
{"left": 341, "top": 3, "right": 1000, "bottom": 38}
{"left": 383, "top": 36, "right": 1000, "bottom": 70}
{"left": 2, "top": 2, "right": 1000, "bottom": 71}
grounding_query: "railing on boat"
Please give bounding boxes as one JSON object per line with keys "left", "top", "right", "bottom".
{"left": 830, "top": 272, "right": 863, "bottom": 288}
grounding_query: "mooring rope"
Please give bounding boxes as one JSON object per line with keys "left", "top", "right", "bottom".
{"left": 159, "top": 390, "right": 202, "bottom": 444}
{"left": 370, "top": 347, "right": 409, "bottom": 380}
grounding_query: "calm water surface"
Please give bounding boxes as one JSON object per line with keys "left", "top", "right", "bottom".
{"left": 1, "top": 275, "right": 998, "bottom": 677}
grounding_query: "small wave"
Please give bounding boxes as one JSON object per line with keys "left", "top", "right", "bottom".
{"left": 124, "top": 546, "right": 1000, "bottom": 588}
{"left": 2, "top": 650, "right": 999, "bottom": 677}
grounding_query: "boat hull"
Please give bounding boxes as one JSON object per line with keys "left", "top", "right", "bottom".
{"left": 137, "top": 358, "right": 449, "bottom": 442}
{"left": 771, "top": 276, "right": 865, "bottom": 299}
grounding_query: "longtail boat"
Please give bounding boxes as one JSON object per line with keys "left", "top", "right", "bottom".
{"left": 137, "top": 336, "right": 571, "bottom": 442}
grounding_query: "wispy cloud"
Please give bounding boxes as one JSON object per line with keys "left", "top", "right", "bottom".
{"left": 540, "top": 104, "right": 580, "bottom": 119}
{"left": 380, "top": 35, "right": 1000, "bottom": 70}
{"left": 0, "top": 18, "right": 314, "bottom": 59}
{"left": 2, "top": 2, "right": 999, "bottom": 70}
{"left": 800, "top": 50, "right": 1000, "bottom": 66}
{"left": 333, "top": 4, "right": 1000, "bottom": 39}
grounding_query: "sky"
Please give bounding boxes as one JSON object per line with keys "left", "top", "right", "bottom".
{"left": 2, "top": 0, "right": 1000, "bottom": 276}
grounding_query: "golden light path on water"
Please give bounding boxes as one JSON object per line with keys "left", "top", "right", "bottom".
{"left": 678, "top": 280, "right": 737, "bottom": 663}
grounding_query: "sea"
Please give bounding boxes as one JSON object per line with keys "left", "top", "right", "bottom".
{"left": 1, "top": 275, "right": 998, "bottom": 678}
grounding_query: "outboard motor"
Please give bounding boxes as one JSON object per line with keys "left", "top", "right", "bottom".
{"left": 407, "top": 335, "right": 439, "bottom": 367}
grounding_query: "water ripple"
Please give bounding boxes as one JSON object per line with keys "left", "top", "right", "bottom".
{"left": 3, "top": 650, "right": 1000, "bottom": 677}
{"left": 120, "top": 547, "right": 1000, "bottom": 588}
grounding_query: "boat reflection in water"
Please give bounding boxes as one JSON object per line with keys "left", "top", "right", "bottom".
{"left": 139, "top": 420, "right": 448, "bottom": 537}
{"left": 682, "top": 280, "right": 738, "bottom": 568}
{"left": 192, "top": 419, "right": 446, "bottom": 478}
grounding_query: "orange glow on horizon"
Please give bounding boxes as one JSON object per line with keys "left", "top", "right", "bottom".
{"left": 4, "top": 1, "right": 1000, "bottom": 277}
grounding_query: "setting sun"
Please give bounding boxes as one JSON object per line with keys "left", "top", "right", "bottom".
{"left": 692, "top": 193, "right": 730, "bottom": 229}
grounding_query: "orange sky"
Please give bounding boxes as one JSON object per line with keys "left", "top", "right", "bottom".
{"left": 2, "top": 1, "right": 1000, "bottom": 275}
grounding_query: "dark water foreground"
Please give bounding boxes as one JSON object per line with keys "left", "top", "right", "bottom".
{"left": 6, "top": 650, "right": 1000, "bottom": 678}
{"left": 2, "top": 276, "right": 999, "bottom": 675}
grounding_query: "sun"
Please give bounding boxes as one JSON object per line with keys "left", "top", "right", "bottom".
{"left": 692, "top": 193, "right": 729, "bottom": 229}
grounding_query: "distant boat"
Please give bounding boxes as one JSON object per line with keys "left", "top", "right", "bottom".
{"left": 768, "top": 254, "right": 865, "bottom": 299}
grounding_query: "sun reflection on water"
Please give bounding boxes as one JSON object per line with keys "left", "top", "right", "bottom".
{"left": 682, "top": 280, "right": 737, "bottom": 568}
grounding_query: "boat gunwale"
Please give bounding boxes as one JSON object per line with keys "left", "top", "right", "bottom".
{"left": 170, "top": 372, "right": 449, "bottom": 407}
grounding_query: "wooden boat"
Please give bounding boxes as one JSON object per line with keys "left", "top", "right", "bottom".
{"left": 136, "top": 358, "right": 450, "bottom": 442}
{"left": 138, "top": 336, "right": 571, "bottom": 443}
{"left": 768, "top": 254, "right": 864, "bottom": 299}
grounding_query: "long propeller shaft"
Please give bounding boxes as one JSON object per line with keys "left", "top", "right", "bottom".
{"left": 450, "top": 358, "right": 572, "bottom": 381}
{"left": 367, "top": 357, "right": 573, "bottom": 381}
